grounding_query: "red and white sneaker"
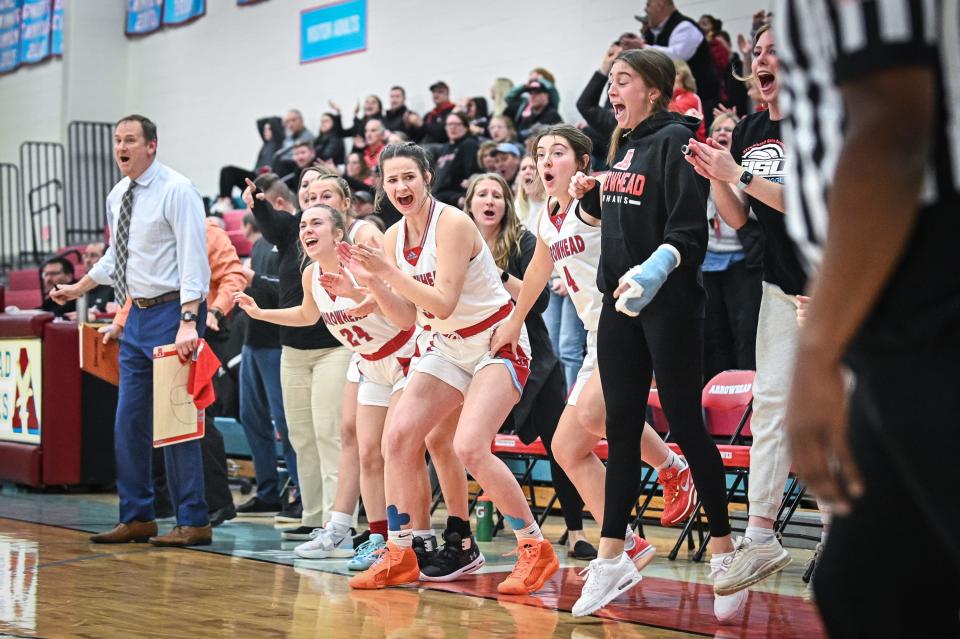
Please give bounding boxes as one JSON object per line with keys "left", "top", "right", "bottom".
{"left": 658, "top": 459, "right": 697, "bottom": 527}
{"left": 625, "top": 533, "right": 656, "bottom": 571}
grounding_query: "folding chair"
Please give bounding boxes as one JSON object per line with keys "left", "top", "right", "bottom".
{"left": 667, "top": 370, "right": 755, "bottom": 561}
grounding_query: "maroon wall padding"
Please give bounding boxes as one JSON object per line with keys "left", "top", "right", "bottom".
{"left": 40, "top": 321, "right": 83, "bottom": 485}
{"left": 0, "top": 284, "right": 5, "bottom": 309}
{"left": 0, "top": 442, "right": 42, "bottom": 484}
{"left": 0, "top": 312, "right": 52, "bottom": 338}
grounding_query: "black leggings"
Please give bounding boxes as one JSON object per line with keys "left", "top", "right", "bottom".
{"left": 535, "top": 364, "right": 585, "bottom": 531}
{"left": 219, "top": 166, "right": 256, "bottom": 199}
{"left": 597, "top": 302, "right": 731, "bottom": 539}
{"left": 703, "top": 261, "right": 762, "bottom": 381}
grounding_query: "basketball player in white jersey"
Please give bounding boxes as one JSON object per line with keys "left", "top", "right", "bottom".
{"left": 342, "top": 143, "right": 560, "bottom": 593}
{"left": 234, "top": 202, "right": 460, "bottom": 570}
{"left": 492, "top": 125, "right": 697, "bottom": 563}
{"left": 304, "top": 175, "right": 471, "bottom": 572}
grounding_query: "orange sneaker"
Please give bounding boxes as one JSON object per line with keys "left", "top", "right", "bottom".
{"left": 497, "top": 539, "right": 560, "bottom": 595}
{"left": 658, "top": 459, "right": 697, "bottom": 527}
{"left": 348, "top": 542, "right": 421, "bottom": 590}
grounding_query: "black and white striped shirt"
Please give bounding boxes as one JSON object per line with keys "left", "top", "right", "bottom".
{"left": 776, "top": 0, "right": 959, "bottom": 271}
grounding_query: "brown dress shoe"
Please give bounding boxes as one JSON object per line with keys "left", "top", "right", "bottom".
{"left": 149, "top": 525, "right": 213, "bottom": 547}
{"left": 90, "top": 520, "right": 158, "bottom": 544}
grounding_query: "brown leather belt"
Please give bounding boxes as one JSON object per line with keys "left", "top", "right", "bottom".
{"left": 132, "top": 291, "right": 180, "bottom": 309}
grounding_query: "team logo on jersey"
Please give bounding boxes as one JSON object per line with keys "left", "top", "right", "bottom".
{"left": 741, "top": 139, "right": 786, "bottom": 183}
{"left": 613, "top": 149, "right": 634, "bottom": 170}
{"left": 405, "top": 246, "right": 423, "bottom": 265}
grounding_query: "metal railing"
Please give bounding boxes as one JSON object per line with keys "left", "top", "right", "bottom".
{"left": 66, "top": 121, "right": 118, "bottom": 246}
{"left": 0, "top": 163, "right": 23, "bottom": 271}
{"left": 19, "top": 141, "right": 67, "bottom": 266}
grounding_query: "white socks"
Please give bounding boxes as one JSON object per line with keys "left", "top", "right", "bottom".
{"left": 512, "top": 520, "right": 544, "bottom": 543}
{"left": 329, "top": 511, "right": 354, "bottom": 535}
{"left": 745, "top": 526, "right": 776, "bottom": 545}
{"left": 388, "top": 529, "right": 414, "bottom": 549}
{"left": 623, "top": 527, "right": 636, "bottom": 551}
{"left": 656, "top": 451, "right": 688, "bottom": 472}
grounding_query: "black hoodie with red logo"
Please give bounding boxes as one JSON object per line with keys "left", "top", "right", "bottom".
{"left": 582, "top": 111, "right": 708, "bottom": 318}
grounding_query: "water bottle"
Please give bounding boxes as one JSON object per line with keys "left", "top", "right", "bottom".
{"left": 475, "top": 495, "right": 494, "bottom": 542}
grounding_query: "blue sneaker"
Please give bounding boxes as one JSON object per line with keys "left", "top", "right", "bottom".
{"left": 348, "top": 533, "right": 386, "bottom": 571}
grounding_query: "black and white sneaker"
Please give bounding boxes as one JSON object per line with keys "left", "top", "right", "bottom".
{"left": 236, "top": 496, "right": 282, "bottom": 517}
{"left": 412, "top": 534, "right": 438, "bottom": 569}
{"left": 419, "top": 531, "right": 485, "bottom": 582}
{"left": 275, "top": 497, "right": 303, "bottom": 523}
{"left": 352, "top": 529, "right": 371, "bottom": 548}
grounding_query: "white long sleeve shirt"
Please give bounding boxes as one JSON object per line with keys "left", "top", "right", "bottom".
{"left": 648, "top": 19, "right": 704, "bottom": 62}
{"left": 88, "top": 159, "right": 210, "bottom": 305}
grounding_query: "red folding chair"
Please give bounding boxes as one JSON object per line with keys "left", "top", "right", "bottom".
{"left": 666, "top": 370, "right": 756, "bottom": 561}
{"left": 702, "top": 370, "right": 755, "bottom": 442}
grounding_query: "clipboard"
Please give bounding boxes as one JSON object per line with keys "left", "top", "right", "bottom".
{"left": 152, "top": 344, "right": 205, "bottom": 447}
{"left": 79, "top": 323, "right": 120, "bottom": 386}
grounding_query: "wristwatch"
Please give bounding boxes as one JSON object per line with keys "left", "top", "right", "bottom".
{"left": 736, "top": 169, "right": 755, "bottom": 191}
{"left": 501, "top": 271, "right": 510, "bottom": 283}
{"left": 180, "top": 311, "right": 200, "bottom": 323}
{"left": 211, "top": 308, "right": 224, "bottom": 322}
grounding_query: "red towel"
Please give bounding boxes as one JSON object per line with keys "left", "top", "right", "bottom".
{"left": 187, "top": 339, "right": 221, "bottom": 410}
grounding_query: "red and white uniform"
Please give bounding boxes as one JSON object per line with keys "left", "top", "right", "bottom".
{"left": 347, "top": 218, "right": 373, "bottom": 244}
{"left": 345, "top": 217, "right": 377, "bottom": 385}
{"left": 537, "top": 198, "right": 601, "bottom": 405}
{"left": 310, "top": 263, "right": 416, "bottom": 406}
{"left": 395, "top": 199, "right": 531, "bottom": 395}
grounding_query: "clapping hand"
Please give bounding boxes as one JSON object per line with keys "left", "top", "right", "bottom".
{"left": 319, "top": 270, "right": 366, "bottom": 299}
{"left": 683, "top": 138, "right": 742, "bottom": 183}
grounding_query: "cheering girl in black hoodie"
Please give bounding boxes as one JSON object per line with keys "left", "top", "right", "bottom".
{"left": 569, "top": 48, "right": 741, "bottom": 622}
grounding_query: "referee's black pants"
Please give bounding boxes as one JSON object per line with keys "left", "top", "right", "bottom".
{"left": 597, "top": 302, "right": 731, "bottom": 539}
{"left": 815, "top": 337, "right": 960, "bottom": 637}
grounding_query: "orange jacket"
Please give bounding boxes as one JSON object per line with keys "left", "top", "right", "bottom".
{"left": 115, "top": 218, "right": 246, "bottom": 326}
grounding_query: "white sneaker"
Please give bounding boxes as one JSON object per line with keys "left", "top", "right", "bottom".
{"left": 571, "top": 553, "right": 642, "bottom": 617}
{"left": 712, "top": 536, "right": 791, "bottom": 596}
{"left": 710, "top": 552, "right": 748, "bottom": 623}
{"left": 294, "top": 525, "right": 354, "bottom": 559}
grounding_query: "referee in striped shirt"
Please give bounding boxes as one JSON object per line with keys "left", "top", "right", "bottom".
{"left": 778, "top": 0, "right": 960, "bottom": 634}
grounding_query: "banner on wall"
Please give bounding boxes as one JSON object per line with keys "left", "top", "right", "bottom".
{"left": 126, "top": 0, "right": 161, "bottom": 36}
{"left": 300, "top": 0, "right": 366, "bottom": 64}
{"left": 19, "top": 0, "right": 51, "bottom": 65}
{"left": 0, "top": 339, "right": 43, "bottom": 446}
{"left": 50, "top": 0, "right": 61, "bottom": 56}
{"left": 0, "top": 0, "right": 21, "bottom": 75}
{"left": 163, "top": 0, "right": 204, "bottom": 26}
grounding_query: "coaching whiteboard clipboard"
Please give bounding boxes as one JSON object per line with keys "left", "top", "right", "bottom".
{"left": 152, "top": 344, "right": 204, "bottom": 447}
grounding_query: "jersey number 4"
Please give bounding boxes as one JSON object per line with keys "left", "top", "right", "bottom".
{"left": 340, "top": 326, "right": 374, "bottom": 348}
{"left": 562, "top": 266, "right": 579, "bottom": 293}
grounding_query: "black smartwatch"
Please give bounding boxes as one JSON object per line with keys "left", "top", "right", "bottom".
{"left": 736, "top": 169, "right": 755, "bottom": 191}
{"left": 180, "top": 311, "right": 200, "bottom": 323}
{"left": 500, "top": 271, "right": 510, "bottom": 283}
{"left": 211, "top": 308, "right": 224, "bottom": 322}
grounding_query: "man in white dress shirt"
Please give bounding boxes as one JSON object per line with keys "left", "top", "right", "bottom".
{"left": 52, "top": 115, "right": 213, "bottom": 547}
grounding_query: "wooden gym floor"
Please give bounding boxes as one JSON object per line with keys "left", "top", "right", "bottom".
{"left": 0, "top": 488, "right": 824, "bottom": 638}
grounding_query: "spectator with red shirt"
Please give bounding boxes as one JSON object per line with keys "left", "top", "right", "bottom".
{"left": 363, "top": 119, "right": 386, "bottom": 170}
{"left": 669, "top": 60, "right": 706, "bottom": 141}
{"left": 405, "top": 81, "right": 455, "bottom": 144}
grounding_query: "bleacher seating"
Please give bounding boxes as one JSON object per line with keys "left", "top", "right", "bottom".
{"left": 4, "top": 268, "right": 42, "bottom": 309}
{"left": 223, "top": 209, "right": 252, "bottom": 257}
